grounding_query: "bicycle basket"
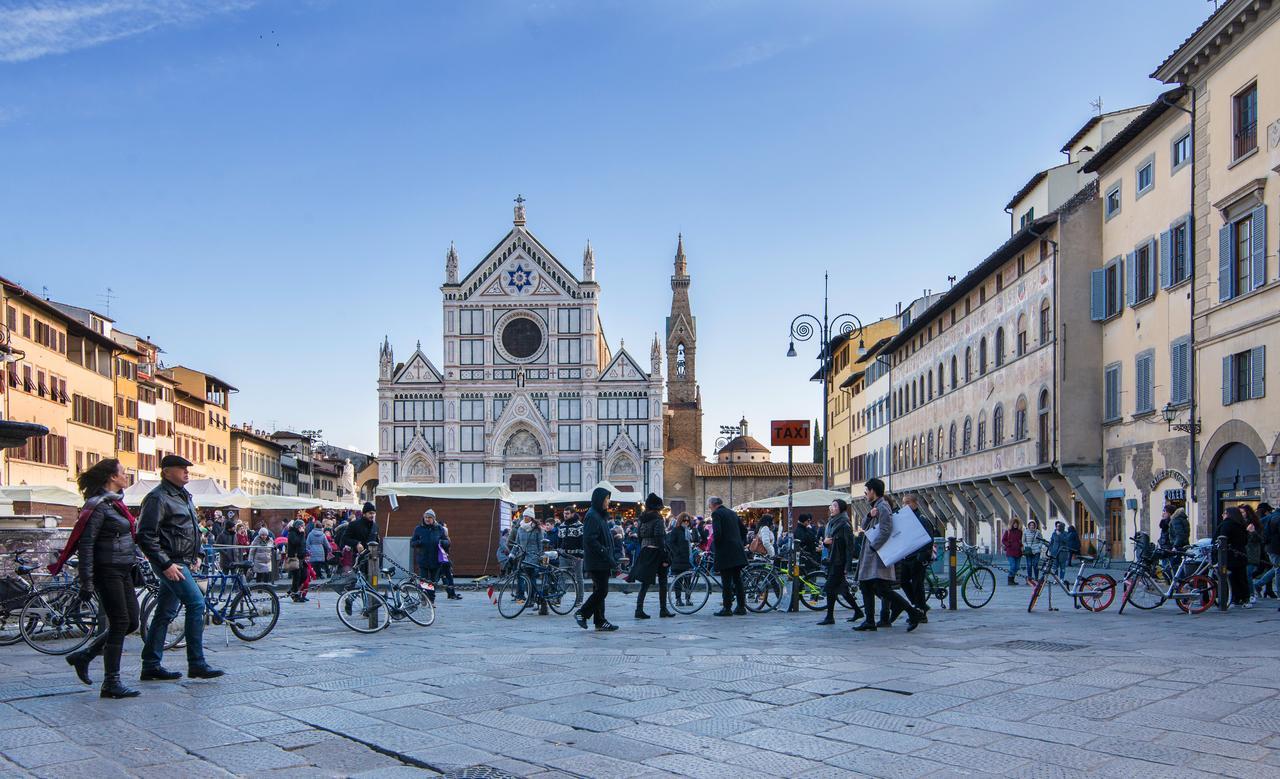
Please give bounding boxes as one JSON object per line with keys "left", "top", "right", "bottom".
{"left": 324, "top": 573, "right": 358, "bottom": 593}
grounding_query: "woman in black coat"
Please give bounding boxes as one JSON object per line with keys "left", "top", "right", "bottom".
{"left": 818, "top": 499, "right": 863, "bottom": 625}
{"left": 286, "top": 520, "right": 308, "bottom": 602}
{"left": 1216, "top": 507, "right": 1251, "bottom": 605}
{"left": 629, "top": 494, "right": 674, "bottom": 619}
{"left": 666, "top": 513, "right": 694, "bottom": 607}
{"left": 65, "top": 458, "right": 141, "bottom": 698}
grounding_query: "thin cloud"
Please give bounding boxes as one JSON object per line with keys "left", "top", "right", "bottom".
{"left": 716, "top": 34, "right": 816, "bottom": 71}
{"left": 0, "top": 0, "right": 255, "bottom": 63}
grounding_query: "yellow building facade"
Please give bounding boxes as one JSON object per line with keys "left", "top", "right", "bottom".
{"left": 166, "top": 366, "right": 235, "bottom": 489}
{"left": 230, "top": 426, "right": 284, "bottom": 495}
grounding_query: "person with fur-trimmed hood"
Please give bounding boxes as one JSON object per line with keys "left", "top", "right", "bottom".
{"left": 629, "top": 493, "right": 674, "bottom": 619}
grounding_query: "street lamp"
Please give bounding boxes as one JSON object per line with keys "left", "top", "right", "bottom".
{"left": 714, "top": 424, "right": 742, "bottom": 508}
{"left": 1161, "top": 401, "right": 1201, "bottom": 435}
{"left": 786, "top": 271, "right": 864, "bottom": 490}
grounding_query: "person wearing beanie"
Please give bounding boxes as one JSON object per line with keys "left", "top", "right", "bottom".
{"left": 575, "top": 486, "right": 619, "bottom": 631}
{"left": 513, "top": 507, "right": 546, "bottom": 610}
{"left": 629, "top": 493, "right": 674, "bottom": 619}
{"left": 342, "top": 503, "right": 380, "bottom": 555}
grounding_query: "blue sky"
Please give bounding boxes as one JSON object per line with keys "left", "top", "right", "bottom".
{"left": 1, "top": 0, "right": 1213, "bottom": 458}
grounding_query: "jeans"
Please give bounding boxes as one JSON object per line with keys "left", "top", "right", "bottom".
{"left": 578, "top": 569, "right": 611, "bottom": 626}
{"left": 1251, "top": 552, "right": 1280, "bottom": 592}
{"left": 142, "top": 564, "right": 205, "bottom": 669}
{"left": 1007, "top": 555, "right": 1021, "bottom": 580}
{"left": 1054, "top": 552, "right": 1071, "bottom": 577}
{"left": 80, "top": 564, "right": 140, "bottom": 676}
{"left": 1025, "top": 554, "right": 1041, "bottom": 582}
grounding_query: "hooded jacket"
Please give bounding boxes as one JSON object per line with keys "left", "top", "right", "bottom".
{"left": 1168, "top": 508, "right": 1191, "bottom": 548}
{"left": 824, "top": 512, "right": 854, "bottom": 578}
{"left": 582, "top": 487, "right": 616, "bottom": 572}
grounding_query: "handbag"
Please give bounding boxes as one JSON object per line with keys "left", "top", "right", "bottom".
{"left": 748, "top": 537, "right": 767, "bottom": 556}
{"left": 1022, "top": 546, "right": 1034, "bottom": 558}
{"left": 283, "top": 556, "right": 301, "bottom": 572}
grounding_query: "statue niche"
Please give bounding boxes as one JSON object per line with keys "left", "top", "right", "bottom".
{"left": 504, "top": 429, "right": 542, "bottom": 459}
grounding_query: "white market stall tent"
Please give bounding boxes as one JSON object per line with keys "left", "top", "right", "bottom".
{"left": 0, "top": 484, "right": 82, "bottom": 507}
{"left": 734, "top": 489, "right": 853, "bottom": 512}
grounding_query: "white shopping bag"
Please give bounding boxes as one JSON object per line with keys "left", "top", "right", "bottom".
{"left": 875, "top": 506, "right": 932, "bottom": 567}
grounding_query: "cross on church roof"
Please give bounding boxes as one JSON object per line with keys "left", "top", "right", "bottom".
{"left": 513, "top": 194, "right": 527, "bottom": 226}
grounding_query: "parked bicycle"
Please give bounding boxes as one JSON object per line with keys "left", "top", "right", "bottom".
{"left": 1117, "top": 535, "right": 1216, "bottom": 614}
{"left": 494, "top": 545, "right": 579, "bottom": 619}
{"left": 740, "top": 553, "right": 850, "bottom": 613}
{"left": 1, "top": 549, "right": 45, "bottom": 647}
{"left": 140, "top": 560, "right": 279, "bottom": 649}
{"left": 332, "top": 553, "right": 435, "bottom": 633}
{"left": 1027, "top": 553, "right": 1116, "bottom": 612}
{"left": 670, "top": 549, "right": 716, "bottom": 615}
{"left": 922, "top": 543, "right": 997, "bottom": 608}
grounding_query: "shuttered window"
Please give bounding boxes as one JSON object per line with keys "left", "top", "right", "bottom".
{"left": 1219, "top": 205, "right": 1267, "bottom": 301}
{"left": 1104, "top": 363, "right": 1122, "bottom": 422}
{"left": 1223, "top": 346, "right": 1266, "bottom": 405}
{"left": 1170, "top": 338, "right": 1191, "bottom": 405}
{"left": 1091, "top": 257, "right": 1125, "bottom": 321}
{"left": 1134, "top": 350, "right": 1155, "bottom": 414}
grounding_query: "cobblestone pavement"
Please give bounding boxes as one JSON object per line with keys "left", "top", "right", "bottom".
{"left": 2, "top": 579, "right": 1280, "bottom": 778}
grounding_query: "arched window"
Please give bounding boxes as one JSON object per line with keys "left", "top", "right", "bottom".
{"left": 962, "top": 417, "right": 972, "bottom": 453}
{"left": 910, "top": 383, "right": 916, "bottom": 410}
{"left": 1014, "top": 395, "right": 1028, "bottom": 440}
{"left": 1037, "top": 389, "right": 1051, "bottom": 463}
{"left": 995, "top": 328, "right": 1005, "bottom": 367}
{"left": 928, "top": 372, "right": 934, "bottom": 400}
{"left": 927, "top": 431, "right": 934, "bottom": 463}
{"left": 950, "top": 355, "right": 958, "bottom": 389}
{"left": 992, "top": 404, "right": 1004, "bottom": 445}
{"left": 965, "top": 347, "right": 972, "bottom": 382}
{"left": 979, "top": 337, "right": 988, "bottom": 375}
{"left": 1016, "top": 314, "right": 1028, "bottom": 356}
{"left": 937, "top": 363, "right": 945, "bottom": 395}
{"left": 1040, "top": 299, "right": 1052, "bottom": 344}
{"left": 977, "top": 412, "right": 987, "bottom": 451}
{"left": 919, "top": 435, "right": 926, "bottom": 466}
{"left": 911, "top": 437, "right": 918, "bottom": 467}
{"left": 949, "top": 422, "right": 957, "bottom": 457}
{"left": 919, "top": 376, "right": 925, "bottom": 405}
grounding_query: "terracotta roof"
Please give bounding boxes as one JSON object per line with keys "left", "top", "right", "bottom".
{"left": 695, "top": 462, "right": 824, "bottom": 478}
{"left": 718, "top": 435, "right": 770, "bottom": 455}
{"left": 1081, "top": 87, "right": 1187, "bottom": 174}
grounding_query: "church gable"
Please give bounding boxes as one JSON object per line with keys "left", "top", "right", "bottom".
{"left": 454, "top": 229, "right": 582, "bottom": 302}
{"left": 600, "top": 349, "right": 648, "bottom": 382}
{"left": 490, "top": 391, "right": 554, "bottom": 455}
{"left": 393, "top": 351, "right": 443, "bottom": 385}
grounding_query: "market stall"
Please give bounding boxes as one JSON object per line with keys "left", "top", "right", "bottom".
{"left": 375, "top": 483, "right": 514, "bottom": 577}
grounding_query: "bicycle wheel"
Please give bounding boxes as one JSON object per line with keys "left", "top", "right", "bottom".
{"left": 545, "top": 569, "right": 579, "bottom": 615}
{"left": 0, "top": 611, "right": 23, "bottom": 646}
{"left": 1125, "top": 573, "right": 1163, "bottom": 610}
{"left": 19, "top": 585, "right": 101, "bottom": 655}
{"left": 496, "top": 573, "right": 532, "bottom": 619}
{"left": 962, "top": 567, "right": 997, "bottom": 609}
{"left": 395, "top": 582, "right": 436, "bottom": 627}
{"left": 336, "top": 588, "right": 390, "bottom": 633}
{"left": 1078, "top": 574, "right": 1117, "bottom": 612}
{"left": 800, "top": 573, "right": 827, "bottom": 611}
{"left": 228, "top": 585, "right": 280, "bottom": 641}
{"left": 1174, "top": 575, "right": 1216, "bottom": 614}
{"left": 140, "top": 597, "right": 186, "bottom": 650}
{"left": 1027, "top": 577, "right": 1045, "bottom": 613}
{"left": 743, "top": 569, "right": 782, "bottom": 613}
{"left": 670, "top": 571, "right": 710, "bottom": 615}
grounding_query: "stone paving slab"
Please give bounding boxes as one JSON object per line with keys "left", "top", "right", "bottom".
{"left": 1, "top": 584, "right": 1279, "bottom": 777}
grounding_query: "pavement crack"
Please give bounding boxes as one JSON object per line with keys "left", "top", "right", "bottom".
{"left": 303, "top": 721, "right": 443, "bottom": 773}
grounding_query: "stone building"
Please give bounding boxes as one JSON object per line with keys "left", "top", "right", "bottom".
{"left": 691, "top": 420, "right": 824, "bottom": 512}
{"left": 662, "top": 235, "right": 703, "bottom": 516}
{"left": 377, "top": 200, "right": 664, "bottom": 496}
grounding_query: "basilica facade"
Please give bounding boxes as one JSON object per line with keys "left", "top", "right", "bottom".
{"left": 376, "top": 200, "right": 664, "bottom": 496}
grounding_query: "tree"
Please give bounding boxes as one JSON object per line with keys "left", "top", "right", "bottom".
{"left": 811, "top": 417, "right": 824, "bottom": 464}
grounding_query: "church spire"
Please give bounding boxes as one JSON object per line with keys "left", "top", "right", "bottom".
{"left": 583, "top": 240, "right": 595, "bottom": 282}
{"left": 651, "top": 333, "right": 662, "bottom": 376}
{"left": 445, "top": 241, "right": 459, "bottom": 285}
{"left": 674, "top": 233, "right": 687, "bottom": 277}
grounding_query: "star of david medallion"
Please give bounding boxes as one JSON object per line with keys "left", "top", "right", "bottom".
{"left": 506, "top": 263, "right": 534, "bottom": 293}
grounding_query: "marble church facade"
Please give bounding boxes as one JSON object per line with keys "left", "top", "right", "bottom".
{"left": 376, "top": 200, "right": 664, "bottom": 495}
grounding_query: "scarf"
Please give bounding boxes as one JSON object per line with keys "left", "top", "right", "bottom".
{"left": 49, "top": 492, "right": 136, "bottom": 577}
{"left": 825, "top": 512, "right": 850, "bottom": 539}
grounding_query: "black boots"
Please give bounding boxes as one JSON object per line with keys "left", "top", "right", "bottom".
{"left": 635, "top": 583, "right": 651, "bottom": 619}
{"left": 66, "top": 650, "right": 93, "bottom": 685}
{"left": 100, "top": 674, "right": 140, "bottom": 699}
{"left": 658, "top": 582, "right": 674, "bottom": 618}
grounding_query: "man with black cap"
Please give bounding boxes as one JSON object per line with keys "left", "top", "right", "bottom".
{"left": 344, "top": 502, "right": 380, "bottom": 555}
{"left": 137, "top": 455, "right": 223, "bottom": 681}
{"left": 574, "top": 485, "right": 618, "bottom": 631}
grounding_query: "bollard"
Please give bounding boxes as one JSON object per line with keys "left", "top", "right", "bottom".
{"left": 366, "top": 542, "right": 382, "bottom": 629}
{"left": 947, "top": 537, "right": 958, "bottom": 611}
{"left": 1216, "top": 536, "right": 1229, "bottom": 611}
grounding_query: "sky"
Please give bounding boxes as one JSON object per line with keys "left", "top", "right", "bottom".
{"left": 0, "top": 0, "right": 1216, "bottom": 458}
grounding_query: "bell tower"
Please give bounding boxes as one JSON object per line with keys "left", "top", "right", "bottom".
{"left": 663, "top": 234, "right": 703, "bottom": 515}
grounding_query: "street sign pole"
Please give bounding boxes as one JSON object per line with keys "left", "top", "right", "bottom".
{"left": 771, "top": 419, "right": 810, "bottom": 614}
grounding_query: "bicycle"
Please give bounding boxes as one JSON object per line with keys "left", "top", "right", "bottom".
{"left": 1117, "top": 535, "right": 1216, "bottom": 614}
{"left": 739, "top": 554, "right": 838, "bottom": 613}
{"left": 140, "top": 561, "right": 280, "bottom": 649}
{"left": 669, "top": 550, "right": 716, "bottom": 615}
{"left": 494, "top": 545, "right": 580, "bottom": 619}
{"left": 333, "top": 554, "right": 435, "bottom": 633}
{"left": 1026, "top": 553, "right": 1116, "bottom": 612}
{"left": 921, "top": 543, "right": 998, "bottom": 608}
{"left": 1, "top": 549, "right": 44, "bottom": 647}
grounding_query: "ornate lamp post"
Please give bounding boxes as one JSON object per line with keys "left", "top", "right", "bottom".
{"left": 786, "top": 271, "right": 865, "bottom": 490}
{"left": 714, "top": 424, "right": 743, "bottom": 508}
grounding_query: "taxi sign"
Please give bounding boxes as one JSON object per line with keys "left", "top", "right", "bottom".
{"left": 770, "top": 419, "right": 811, "bottom": 447}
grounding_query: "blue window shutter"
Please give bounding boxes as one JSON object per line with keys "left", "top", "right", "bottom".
{"left": 1219, "top": 224, "right": 1234, "bottom": 301}
{"left": 1160, "top": 230, "right": 1173, "bottom": 288}
{"left": 1135, "top": 356, "right": 1144, "bottom": 412}
{"left": 1250, "top": 204, "right": 1267, "bottom": 291}
{"left": 1172, "top": 340, "right": 1189, "bottom": 404}
{"left": 1147, "top": 240, "right": 1158, "bottom": 298}
{"left": 1125, "top": 251, "right": 1137, "bottom": 306}
{"left": 1250, "top": 345, "right": 1266, "bottom": 399}
{"left": 1090, "top": 268, "right": 1106, "bottom": 321}
{"left": 1223, "top": 354, "right": 1234, "bottom": 406}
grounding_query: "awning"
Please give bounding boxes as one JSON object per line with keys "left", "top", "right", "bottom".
{"left": 734, "top": 489, "right": 853, "bottom": 512}
{"left": 123, "top": 477, "right": 227, "bottom": 505}
{"left": 376, "top": 482, "right": 513, "bottom": 502}
{"left": 0, "top": 484, "right": 82, "bottom": 507}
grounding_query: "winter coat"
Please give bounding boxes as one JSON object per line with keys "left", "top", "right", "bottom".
{"left": 1047, "top": 529, "right": 1066, "bottom": 557}
{"left": 1022, "top": 528, "right": 1046, "bottom": 556}
{"left": 77, "top": 491, "right": 138, "bottom": 590}
{"left": 582, "top": 487, "right": 617, "bottom": 573}
{"left": 666, "top": 525, "right": 693, "bottom": 574}
{"left": 411, "top": 522, "right": 448, "bottom": 569}
{"left": 136, "top": 479, "right": 201, "bottom": 571}
{"left": 249, "top": 537, "right": 275, "bottom": 574}
{"left": 306, "top": 527, "right": 331, "bottom": 562}
{"left": 1246, "top": 528, "right": 1263, "bottom": 566}
{"left": 1263, "top": 510, "right": 1280, "bottom": 556}
{"left": 512, "top": 521, "right": 544, "bottom": 561}
{"left": 1214, "top": 515, "right": 1249, "bottom": 559}
{"left": 1065, "top": 527, "right": 1082, "bottom": 554}
{"left": 1002, "top": 528, "right": 1024, "bottom": 557}
{"left": 755, "top": 525, "right": 776, "bottom": 558}
{"left": 711, "top": 505, "right": 748, "bottom": 572}
{"left": 560, "top": 519, "right": 584, "bottom": 554}
{"left": 794, "top": 523, "right": 820, "bottom": 563}
{"left": 856, "top": 497, "right": 896, "bottom": 582}
{"left": 824, "top": 513, "right": 854, "bottom": 591}
{"left": 343, "top": 517, "right": 379, "bottom": 550}
{"left": 1168, "top": 509, "right": 1191, "bottom": 549}
{"left": 286, "top": 528, "right": 306, "bottom": 560}
{"left": 629, "top": 511, "right": 669, "bottom": 584}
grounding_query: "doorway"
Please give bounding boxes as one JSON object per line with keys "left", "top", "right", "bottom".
{"left": 1105, "top": 498, "right": 1124, "bottom": 560}
{"left": 509, "top": 473, "right": 537, "bottom": 492}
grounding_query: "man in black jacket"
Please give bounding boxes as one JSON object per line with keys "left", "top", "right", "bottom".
{"left": 137, "top": 455, "right": 223, "bottom": 681}
{"left": 344, "top": 503, "right": 381, "bottom": 554}
{"left": 710, "top": 497, "right": 748, "bottom": 616}
{"left": 574, "top": 487, "right": 618, "bottom": 631}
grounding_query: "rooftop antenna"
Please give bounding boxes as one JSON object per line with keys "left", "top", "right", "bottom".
{"left": 1090, "top": 96, "right": 1103, "bottom": 116}
{"left": 101, "top": 287, "right": 116, "bottom": 317}
{"left": 947, "top": 275, "right": 957, "bottom": 287}
{"left": 41, "top": 286, "right": 49, "bottom": 300}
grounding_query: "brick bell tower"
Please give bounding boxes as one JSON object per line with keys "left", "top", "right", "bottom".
{"left": 663, "top": 234, "right": 703, "bottom": 516}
